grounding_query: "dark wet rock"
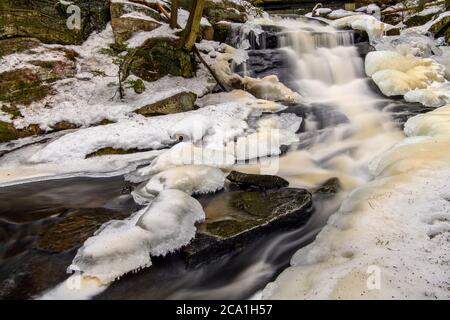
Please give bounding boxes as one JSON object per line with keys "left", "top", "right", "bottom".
{"left": 233, "top": 49, "right": 299, "bottom": 92}
{"left": 0, "top": 250, "right": 74, "bottom": 299}
{"left": 34, "top": 208, "right": 129, "bottom": 253}
{"left": 226, "top": 170, "right": 289, "bottom": 190}
{"left": 430, "top": 14, "right": 450, "bottom": 43}
{"left": 382, "top": 12, "right": 402, "bottom": 26}
{"left": 0, "top": 0, "right": 111, "bottom": 45}
{"left": 312, "top": 177, "right": 341, "bottom": 195}
{"left": 383, "top": 101, "right": 435, "bottom": 129}
{"left": 405, "top": 12, "right": 438, "bottom": 28}
{"left": 213, "top": 21, "right": 232, "bottom": 43}
{"left": 353, "top": 29, "right": 369, "bottom": 43}
{"left": 129, "top": 37, "right": 194, "bottom": 82}
{"left": 241, "top": 25, "right": 283, "bottom": 50}
{"left": 134, "top": 91, "right": 197, "bottom": 116}
{"left": 355, "top": 41, "right": 374, "bottom": 58}
{"left": 307, "top": 103, "right": 350, "bottom": 130}
{"left": 184, "top": 188, "right": 313, "bottom": 266}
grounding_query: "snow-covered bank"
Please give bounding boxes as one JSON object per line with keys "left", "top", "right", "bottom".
{"left": 263, "top": 104, "right": 450, "bottom": 299}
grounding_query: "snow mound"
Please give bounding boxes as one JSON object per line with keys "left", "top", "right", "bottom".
{"left": 234, "top": 128, "right": 299, "bottom": 161}
{"left": 69, "top": 189, "right": 205, "bottom": 284}
{"left": 133, "top": 142, "right": 236, "bottom": 178}
{"left": 331, "top": 14, "right": 395, "bottom": 43}
{"left": 132, "top": 165, "right": 225, "bottom": 204}
{"left": 29, "top": 102, "right": 255, "bottom": 163}
{"left": 365, "top": 51, "right": 445, "bottom": 97}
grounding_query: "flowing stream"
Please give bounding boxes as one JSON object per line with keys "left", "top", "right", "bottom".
{"left": 0, "top": 18, "right": 425, "bottom": 299}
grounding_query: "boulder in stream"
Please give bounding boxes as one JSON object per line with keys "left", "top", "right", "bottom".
{"left": 226, "top": 170, "right": 289, "bottom": 190}
{"left": 184, "top": 188, "right": 313, "bottom": 266}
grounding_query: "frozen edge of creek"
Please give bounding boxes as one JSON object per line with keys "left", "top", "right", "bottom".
{"left": 263, "top": 104, "right": 450, "bottom": 300}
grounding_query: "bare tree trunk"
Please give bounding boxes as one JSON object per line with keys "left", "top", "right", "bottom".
{"left": 182, "top": 0, "right": 205, "bottom": 51}
{"left": 170, "top": 0, "right": 179, "bottom": 29}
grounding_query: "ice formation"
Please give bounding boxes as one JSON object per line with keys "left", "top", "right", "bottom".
{"left": 132, "top": 165, "right": 225, "bottom": 204}
{"left": 404, "top": 83, "right": 450, "bottom": 107}
{"left": 69, "top": 189, "right": 205, "bottom": 284}
{"left": 331, "top": 14, "right": 395, "bottom": 43}
{"left": 212, "top": 46, "right": 304, "bottom": 103}
{"left": 365, "top": 51, "right": 445, "bottom": 97}
{"left": 263, "top": 104, "right": 450, "bottom": 299}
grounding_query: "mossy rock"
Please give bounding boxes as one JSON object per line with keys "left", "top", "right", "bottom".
{"left": 34, "top": 208, "right": 129, "bottom": 253}
{"left": 0, "top": 0, "right": 111, "bottom": 45}
{"left": 312, "top": 177, "right": 341, "bottom": 195}
{"left": 129, "top": 38, "right": 194, "bottom": 82}
{"left": 226, "top": 170, "right": 289, "bottom": 190}
{"left": 179, "top": 0, "right": 247, "bottom": 24}
{"left": 213, "top": 21, "right": 231, "bottom": 43}
{"left": 134, "top": 91, "right": 197, "bottom": 116}
{"left": 430, "top": 15, "right": 450, "bottom": 43}
{"left": 0, "top": 59, "right": 75, "bottom": 106}
{"left": 405, "top": 12, "right": 437, "bottom": 28}
{"left": 0, "top": 38, "right": 42, "bottom": 57}
{"left": 0, "top": 68, "right": 53, "bottom": 105}
{"left": 0, "top": 121, "right": 42, "bottom": 143}
{"left": 85, "top": 147, "right": 140, "bottom": 158}
{"left": 184, "top": 188, "right": 313, "bottom": 265}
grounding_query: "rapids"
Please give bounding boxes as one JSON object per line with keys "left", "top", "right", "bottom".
{"left": 0, "top": 17, "right": 436, "bottom": 299}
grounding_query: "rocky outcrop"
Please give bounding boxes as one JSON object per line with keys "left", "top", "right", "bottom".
{"left": 110, "top": 0, "right": 164, "bottom": 44}
{"left": 134, "top": 91, "right": 197, "bottom": 116}
{"left": 0, "top": 60, "right": 76, "bottom": 105}
{"left": 184, "top": 187, "right": 313, "bottom": 266}
{"left": 179, "top": 0, "right": 248, "bottom": 24}
{"left": 34, "top": 208, "right": 129, "bottom": 253}
{"left": 0, "top": 0, "right": 111, "bottom": 45}
{"left": 226, "top": 170, "right": 289, "bottom": 190}
{"left": 129, "top": 37, "right": 194, "bottom": 81}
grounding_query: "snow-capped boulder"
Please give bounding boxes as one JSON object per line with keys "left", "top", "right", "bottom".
{"left": 331, "top": 14, "right": 397, "bottom": 43}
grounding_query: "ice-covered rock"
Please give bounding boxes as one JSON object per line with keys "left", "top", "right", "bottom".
{"left": 404, "top": 83, "right": 450, "bottom": 107}
{"left": 331, "top": 14, "right": 395, "bottom": 43}
{"left": 132, "top": 165, "right": 225, "bottom": 204}
{"left": 365, "top": 51, "right": 445, "bottom": 97}
{"left": 69, "top": 189, "right": 205, "bottom": 284}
